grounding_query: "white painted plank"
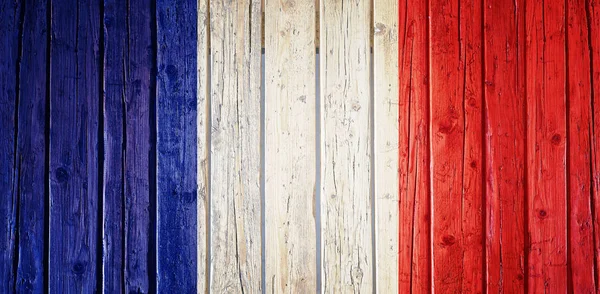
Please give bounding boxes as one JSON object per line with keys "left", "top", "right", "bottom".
{"left": 373, "top": 0, "right": 399, "bottom": 292}
{"left": 197, "top": 0, "right": 209, "bottom": 292}
{"left": 208, "top": 0, "right": 262, "bottom": 292}
{"left": 319, "top": 0, "right": 373, "bottom": 292}
{"left": 265, "top": 0, "right": 317, "bottom": 292}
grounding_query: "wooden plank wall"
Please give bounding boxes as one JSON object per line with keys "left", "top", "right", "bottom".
{"left": 2, "top": 0, "right": 600, "bottom": 293}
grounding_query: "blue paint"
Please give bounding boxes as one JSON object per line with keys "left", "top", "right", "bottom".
{"left": 0, "top": 0, "right": 22, "bottom": 292}
{"left": 156, "top": 0, "right": 198, "bottom": 292}
{"left": 103, "top": 0, "right": 154, "bottom": 291}
{"left": 15, "top": 0, "right": 49, "bottom": 292}
{"left": 49, "top": 0, "right": 101, "bottom": 291}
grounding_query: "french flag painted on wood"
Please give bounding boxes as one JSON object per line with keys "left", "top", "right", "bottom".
{"left": 1, "top": 0, "right": 599, "bottom": 293}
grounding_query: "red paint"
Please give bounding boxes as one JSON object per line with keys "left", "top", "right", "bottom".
{"left": 567, "top": 0, "right": 595, "bottom": 291}
{"left": 400, "top": 0, "right": 598, "bottom": 292}
{"left": 398, "top": 0, "right": 431, "bottom": 292}
{"left": 429, "top": 0, "right": 484, "bottom": 292}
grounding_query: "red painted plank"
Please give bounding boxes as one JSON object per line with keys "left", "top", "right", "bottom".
{"left": 483, "top": 0, "right": 527, "bottom": 292}
{"left": 429, "top": 0, "right": 484, "bottom": 292}
{"left": 458, "top": 1, "right": 485, "bottom": 291}
{"left": 566, "top": 0, "right": 596, "bottom": 291}
{"left": 398, "top": 0, "right": 431, "bottom": 292}
{"left": 589, "top": 0, "right": 600, "bottom": 290}
{"left": 525, "top": 0, "right": 568, "bottom": 291}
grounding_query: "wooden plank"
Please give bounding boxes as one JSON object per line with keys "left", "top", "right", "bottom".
{"left": 525, "top": 0, "right": 568, "bottom": 291}
{"left": 457, "top": 0, "right": 484, "bottom": 291}
{"left": 103, "top": 0, "right": 126, "bottom": 291}
{"left": 264, "top": 0, "right": 317, "bottom": 292}
{"left": 155, "top": 0, "right": 198, "bottom": 291}
{"left": 483, "top": 0, "right": 527, "bottom": 291}
{"left": 14, "top": 1, "right": 49, "bottom": 292}
{"left": 0, "top": 1, "right": 22, "bottom": 292}
{"left": 566, "top": 0, "right": 596, "bottom": 291}
{"left": 430, "top": 0, "right": 484, "bottom": 292}
{"left": 398, "top": 0, "right": 431, "bottom": 292}
{"left": 197, "top": 0, "right": 209, "bottom": 292}
{"left": 209, "top": 0, "right": 262, "bottom": 292}
{"left": 319, "top": 0, "right": 372, "bottom": 292}
{"left": 373, "top": 0, "right": 399, "bottom": 292}
{"left": 589, "top": 0, "right": 600, "bottom": 290}
{"left": 103, "top": 0, "right": 154, "bottom": 291}
{"left": 49, "top": 0, "right": 101, "bottom": 291}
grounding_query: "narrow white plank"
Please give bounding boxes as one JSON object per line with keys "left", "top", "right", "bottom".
{"left": 209, "top": 0, "right": 262, "bottom": 292}
{"left": 373, "top": 0, "right": 399, "bottom": 292}
{"left": 264, "top": 0, "right": 317, "bottom": 292}
{"left": 197, "top": 0, "right": 209, "bottom": 292}
{"left": 319, "top": 0, "right": 373, "bottom": 292}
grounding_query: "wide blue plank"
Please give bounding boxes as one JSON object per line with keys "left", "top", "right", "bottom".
{"left": 49, "top": 0, "right": 101, "bottom": 292}
{"left": 103, "top": 0, "right": 154, "bottom": 291}
{"left": 156, "top": 0, "right": 198, "bottom": 291}
{"left": 14, "top": 0, "right": 49, "bottom": 292}
{"left": 0, "top": 1, "right": 22, "bottom": 292}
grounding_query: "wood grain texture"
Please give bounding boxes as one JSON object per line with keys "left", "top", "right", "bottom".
{"left": 525, "top": 0, "right": 568, "bottom": 291}
{"left": 103, "top": 0, "right": 153, "bottom": 291}
{"left": 319, "top": 0, "right": 372, "bottom": 292}
{"left": 49, "top": 0, "right": 101, "bottom": 291}
{"left": 14, "top": 1, "right": 49, "bottom": 292}
{"left": 197, "top": 0, "right": 209, "bottom": 292}
{"left": 209, "top": 0, "right": 262, "bottom": 292}
{"left": 156, "top": 0, "right": 198, "bottom": 291}
{"left": 264, "top": 0, "right": 317, "bottom": 292}
{"left": 566, "top": 0, "right": 596, "bottom": 291}
{"left": 397, "top": 0, "right": 431, "bottom": 292}
{"left": 0, "top": 1, "right": 22, "bottom": 291}
{"left": 373, "top": 0, "right": 399, "bottom": 292}
{"left": 589, "top": 0, "right": 600, "bottom": 290}
{"left": 430, "top": 0, "right": 484, "bottom": 292}
{"left": 483, "top": 0, "right": 527, "bottom": 291}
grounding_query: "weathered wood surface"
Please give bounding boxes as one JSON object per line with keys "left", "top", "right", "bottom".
{"left": 49, "top": 0, "right": 101, "bottom": 292}
{"left": 0, "top": 1, "right": 20, "bottom": 291}
{"left": 525, "top": 0, "right": 568, "bottom": 291}
{"left": 197, "top": 0, "right": 209, "bottom": 292}
{"left": 209, "top": 0, "right": 262, "bottom": 292}
{"left": 373, "top": 0, "right": 399, "bottom": 292}
{"left": 483, "top": 0, "right": 527, "bottom": 292}
{"left": 264, "top": 0, "right": 317, "bottom": 292}
{"left": 398, "top": 0, "right": 431, "bottom": 292}
{"left": 590, "top": 0, "right": 600, "bottom": 290}
{"left": 15, "top": 0, "right": 49, "bottom": 292}
{"left": 3, "top": 1, "right": 600, "bottom": 292}
{"left": 430, "top": 0, "right": 484, "bottom": 292}
{"left": 566, "top": 0, "right": 596, "bottom": 291}
{"left": 103, "top": 0, "right": 154, "bottom": 291}
{"left": 319, "top": 0, "right": 372, "bottom": 292}
{"left": 0, "top": 0, "right": 48, "bottom": 292}
{"left": 156, "top": 0, "right": 198, "bottom": 291}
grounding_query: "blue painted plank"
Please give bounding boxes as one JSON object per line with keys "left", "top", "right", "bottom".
{"left": 156, "top": 0, "right": 198, "bottom": 291}
{"left": 49, "top": 0, "right": 101, "bottom": 292}
{"left": 0, "top": 0, "right": 22, "bottom": 292}
{"left": 103, "top": 0, "right": 153, "bottom": 292}
{"left": 102, "top": 0, "right": 126, "bottom": 290}
{"left": 14, "top": 0, "right": 49, "bottom": 292}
